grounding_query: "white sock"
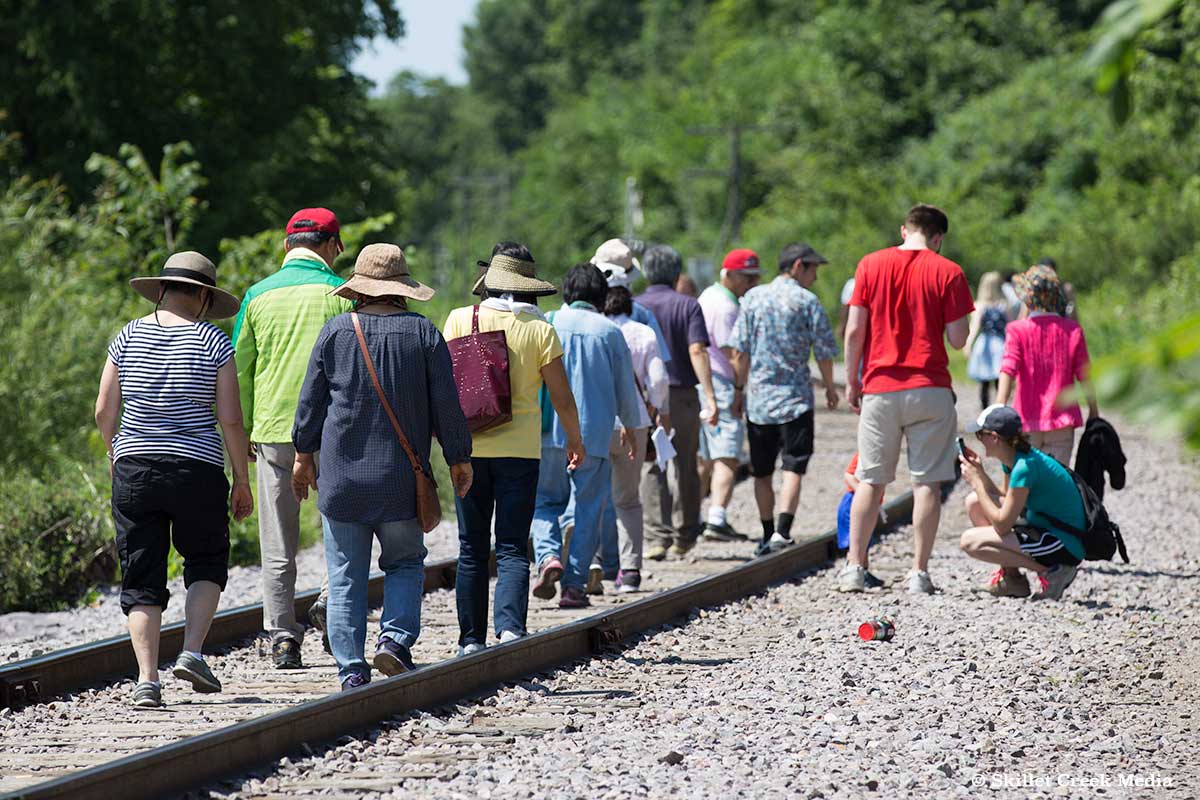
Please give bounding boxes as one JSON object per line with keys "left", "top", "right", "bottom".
{"left": 183, "top": 650, "right": 205, "bottom": 663}
{"left": 707, "top": 505, "right": 727, "bottom": 527}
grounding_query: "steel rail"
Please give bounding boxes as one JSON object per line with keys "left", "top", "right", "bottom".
{"left": 0, "top": 556, "right": 466, "bottom": 709}
{"left": 3, "top": 491, "right": 915, "bottom": 800}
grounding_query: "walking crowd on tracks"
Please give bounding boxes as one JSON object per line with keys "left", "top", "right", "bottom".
{"left": 93, "top": 203, "right": 1128, "bottom": 707}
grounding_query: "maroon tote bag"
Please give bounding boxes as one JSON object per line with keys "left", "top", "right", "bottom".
{"left": 448, "top": 305, "right": 513, "bottom": 433}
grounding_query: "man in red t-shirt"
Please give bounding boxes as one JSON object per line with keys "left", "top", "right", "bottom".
{"left": 838, "top": 204, "right": 974, "bottom": 594}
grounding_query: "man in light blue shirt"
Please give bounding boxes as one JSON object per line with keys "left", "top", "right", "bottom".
{"left": 532, "top": 263, "right": 643, "bottom": 609}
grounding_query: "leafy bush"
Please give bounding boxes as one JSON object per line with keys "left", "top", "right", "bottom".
{"left": 0, "top": 460, "right": 114, "bottom": 613}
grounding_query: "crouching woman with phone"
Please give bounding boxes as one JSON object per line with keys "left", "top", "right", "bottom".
{"left": 957, "top": 405, "right": 1085, "bottom": 600}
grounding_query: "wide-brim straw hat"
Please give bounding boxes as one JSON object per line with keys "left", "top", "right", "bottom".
{"left": 129, "top": 251, "right": 241, "bottom": 319}
{"left": 330, "top": 243, "right": 434, "bottom": 302}
{"left": 472, "top": 253, "right": 558, "bottom": 297}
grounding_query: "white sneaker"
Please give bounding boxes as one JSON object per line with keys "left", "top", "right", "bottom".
{"left": 498, "top": 630, "right": 521, "bottom": 644}
{"left": 457, "top": 642, "right": 487, "bottom": 657}
{"left": 836, "top": 564, "right": 866, "bottom": 593}
{"left": 905, "top": 570, "right": 936, "bottom": 595}
{"left": 767, "top": 533, "right": 793, "bottom": 552}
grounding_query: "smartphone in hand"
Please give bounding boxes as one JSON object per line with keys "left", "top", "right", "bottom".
{"left": 956, "top": 436, "right": 968, "bottom": 458}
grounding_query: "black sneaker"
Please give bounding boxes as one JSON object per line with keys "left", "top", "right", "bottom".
{"left": 272, "top": 638, "right": 303, "bottom": 670}
{"left": 373, "top": 639, "right": 415, "bottom": 677}
{"left": 755, "top": 533, "right": 793, "bottom": 557}
{"left": 863, "top": 571, "right": 885, "bottom": 589}
{"left": 308, "top": 598, "right": 331, "bottom": 654}
{"left": 702, "top": 521, "right": 748, "bottom": 542}
{"left": 341, "top": 672, "right": 369, "bottom": 692}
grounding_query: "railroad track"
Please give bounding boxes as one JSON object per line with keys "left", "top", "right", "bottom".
{"left": 0, "top": 490, "right": 915, "bottom": 800}
{"left": 0, "top": 556, "right": 466, "bottom": 710}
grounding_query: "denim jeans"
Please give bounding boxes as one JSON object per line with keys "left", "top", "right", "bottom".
{"left": 531, "top": 447, "right": 612, "bottom": 588}
{"left": 559, "top": 493, "right": 620, "bottom": 576}
{"left": 454, "top": 456, "right": 539, "bottom": 646}
{"left": 323, "top": 516, "right": 427, "bottom": 683}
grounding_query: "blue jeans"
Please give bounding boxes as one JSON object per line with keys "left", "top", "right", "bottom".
{"left": 454, "top": 456, "right": 539, "bottom": 646}
{"left": 323, "top": 516, "right": 427, "bottom": 683}
{"left": 559, "top": 492, "right": 619, "bottom": 576}
{"left": 531, "top": 447, "right": 611, "bottom": 588}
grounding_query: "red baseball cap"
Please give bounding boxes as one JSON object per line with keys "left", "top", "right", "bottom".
{"left": 722, "top": 248, "right": 761, "bottom": 274}
{"left": 286, "top": 208, "right": 341, "bottom": 239}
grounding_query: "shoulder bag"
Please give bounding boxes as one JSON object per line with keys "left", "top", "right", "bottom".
{"left": 351, "top": 313, "right": 442, "bottom": 533}
{"left": 448, "top": 305, "right": 512, "bottom": 433}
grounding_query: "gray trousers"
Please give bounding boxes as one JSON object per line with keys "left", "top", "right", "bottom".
{"left": 256, "top": 442, "right": 327, "bottom": 645}
{"left": 641, "top": 386, "right": 702, "bottom": 547}
{"left": 610, "top": 427, "right": 648, "bottom": 570}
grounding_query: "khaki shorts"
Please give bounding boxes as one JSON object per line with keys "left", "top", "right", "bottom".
{"left": 856, "top": 387, "right": 957, "bottom": 485}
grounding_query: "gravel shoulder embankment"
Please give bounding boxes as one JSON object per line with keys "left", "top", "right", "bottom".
{"left": 0, "top": 523, "right": 460, "bottom": 663}
{"left": 208, "top": 408, "right": 1199, "bottom": 800}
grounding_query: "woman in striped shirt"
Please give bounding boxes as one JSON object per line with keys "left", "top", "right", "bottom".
{"left": 95, "top": 251, "right": 254, "bottom": 709}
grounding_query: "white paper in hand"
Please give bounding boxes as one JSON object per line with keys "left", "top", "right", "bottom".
{"left": 652, "top": 426, "right": 676, "bottom": 471}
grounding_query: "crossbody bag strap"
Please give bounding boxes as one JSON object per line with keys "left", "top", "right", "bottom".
{"left": 351, "top": 313, "right": 424, "bottom": 476}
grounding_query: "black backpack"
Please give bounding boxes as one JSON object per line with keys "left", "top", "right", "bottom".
{"left": 1041, "top": 467, "right": 1129, "bottom": 563}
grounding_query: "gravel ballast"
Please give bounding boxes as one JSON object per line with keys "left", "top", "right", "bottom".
{"left": 199, "top": 407, "right": 1198, "bottom": 799}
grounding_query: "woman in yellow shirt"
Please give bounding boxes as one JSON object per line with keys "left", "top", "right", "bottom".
{"left": 443, "top": 243, "right": 584, "bottom": 655}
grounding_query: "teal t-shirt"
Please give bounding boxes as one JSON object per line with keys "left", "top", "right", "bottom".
{"left": 1003, "top": 448, "right": 1087, "bottom": 560}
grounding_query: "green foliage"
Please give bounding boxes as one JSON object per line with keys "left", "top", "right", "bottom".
{"left": 1085, "top": 0, "right": 1183, "bottom": 122}
{"left": 1090, "top": 313, "right": 1200, "bottom": 449}
{"left": 0, "top": 1, "right": 403, "bottom": 251}
{"left": 0, "top": 460, "right": 114, "bottom": 613}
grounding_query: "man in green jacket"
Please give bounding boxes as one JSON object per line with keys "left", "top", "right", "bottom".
{"left": 232, "top": 208, "right": 352, "bottom": 669}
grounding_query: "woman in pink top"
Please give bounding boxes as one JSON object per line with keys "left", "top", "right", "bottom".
{"left": 996, "top": 265, "right": 1098, "bottom": 464}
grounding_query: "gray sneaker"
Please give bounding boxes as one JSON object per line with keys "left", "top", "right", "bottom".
{"left": 1037, "top": 564, "right": 1079, "bottom": 600}
{"left": 836, "top": 564, "right": 866, "bottom": 593}
{"left": 131, "top": 681, "right": 162, "bottom": 708}
{"left": 905, "top": 570, "right": 936, "bottom": 595}
{"left": 172, "top": 652, "right": 222, "bottom": 693}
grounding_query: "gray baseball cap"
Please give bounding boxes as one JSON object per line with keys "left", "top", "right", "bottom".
{"left": 965, "top": 404, "right": 1023, "bottom": 438}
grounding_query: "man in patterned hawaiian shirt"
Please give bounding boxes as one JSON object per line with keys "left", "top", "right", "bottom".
{"left": 729, "top": 242, "right": 840, "bottom": 556}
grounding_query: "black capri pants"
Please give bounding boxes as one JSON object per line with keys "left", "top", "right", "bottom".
{"left": 112, "top": 455, "right": 231, "bottom": 614}
{"left": 748, "top": 411, "right": 815, "bottom": 477}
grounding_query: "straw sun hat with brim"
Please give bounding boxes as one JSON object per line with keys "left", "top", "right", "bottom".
{"left": 129, "top": 251, "right": 242, "bottom": 319}
{"left": 471, "top": 253, "right": 558, "bottom": 297}
{"left": 330, "top": 243, "right": 435, "bottom": 303}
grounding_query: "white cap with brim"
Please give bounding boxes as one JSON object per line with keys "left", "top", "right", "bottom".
{"left": 591, "top": 238, "right": 641, "bottom": 273}
{"left": 598, "top": 262, "right": 639, "bottom": 289}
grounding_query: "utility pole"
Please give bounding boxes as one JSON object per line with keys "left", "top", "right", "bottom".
{"left": 449, "top": 172, "right": 510, "bottom": 285}
{"left": 686, "top": 122, "right": 789, "bottom": 262}
{"left": 623, "top": 176, "right": 643, "bottom": 240}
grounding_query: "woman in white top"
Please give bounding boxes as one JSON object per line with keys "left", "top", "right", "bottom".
{"left": 964, "top": 271, "right": 1010, "bottom": 409}
{"left": 597, "top": 283, "right": 670, "bottom": 593}
{"left": 95, "top": 252, "right": 253, "bottom": 709}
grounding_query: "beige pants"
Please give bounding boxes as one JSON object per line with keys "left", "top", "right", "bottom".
{"left": 641, "top": 387, "right": 702, "bottom": 546}
{"left": 1029, "top": 427, "right": 1076, "bottom": 465}
{"left": 256, "top": 443, "right": 327, "bottom": 645}
{"left": 610, "top": 427, "right": 648, "bottom": 570}
{"left": 857, "top": 387, "right": 958, "bottom": 485}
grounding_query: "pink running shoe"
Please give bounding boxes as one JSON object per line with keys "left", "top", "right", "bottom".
{"left": 986, "top": 568, "right": 1030, "bottom": 598}
{"left": 532, "top": 557, "right": 564, "bottom": 600}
